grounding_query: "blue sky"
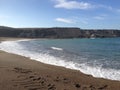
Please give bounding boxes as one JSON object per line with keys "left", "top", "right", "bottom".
{"left": 0, "top": 0, "right": 120, "bottom": 29}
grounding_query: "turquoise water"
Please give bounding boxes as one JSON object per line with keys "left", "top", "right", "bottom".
{"left": 29, "top": 38, "right": 120, "bottom": 69}
{"left": 0, "top": 38, "right": 120, "bottom": 81}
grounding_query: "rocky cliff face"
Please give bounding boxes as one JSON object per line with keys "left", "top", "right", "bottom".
{"left": 0, "top": 26, "right": 120, "bottom": 38}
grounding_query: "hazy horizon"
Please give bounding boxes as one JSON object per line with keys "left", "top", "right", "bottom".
{"left": 1, "top": 25, "right": 120, "bottom": 30}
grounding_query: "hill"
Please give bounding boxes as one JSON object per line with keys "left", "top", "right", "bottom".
{"left": 0, "top": 26, "right": 120, "bottom": 38}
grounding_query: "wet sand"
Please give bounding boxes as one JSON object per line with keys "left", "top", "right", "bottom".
{"left": 0, "top": 38, "right": 120, "bottom": 90}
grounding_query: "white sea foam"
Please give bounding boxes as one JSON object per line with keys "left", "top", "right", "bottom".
{"left": 0, "top": 40, "right": 120, "bottom": 81}
{"left": 51, "top": 47, "right": 63, "bottom": 51}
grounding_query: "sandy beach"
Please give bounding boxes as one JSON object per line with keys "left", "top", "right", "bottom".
{"left": 0, "top": 38, "right": 120, "bottom": 90}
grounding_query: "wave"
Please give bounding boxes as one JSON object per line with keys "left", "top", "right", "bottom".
{"left": 0, "top": 40, "right": 120, "bottom": 81}
{"left": 51, "top": 47, "right": 63, "bottom": 51}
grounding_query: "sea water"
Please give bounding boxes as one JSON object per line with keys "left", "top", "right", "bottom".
{"left": 0, "top": 38, "right": 120, "bottom": 81}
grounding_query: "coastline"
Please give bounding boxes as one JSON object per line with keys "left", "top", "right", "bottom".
{"left": 0, "top": 38, "right": 120, "bottom": 90}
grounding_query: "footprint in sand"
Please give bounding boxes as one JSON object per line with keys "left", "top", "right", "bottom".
{"left": 98, "top": 85, "right": 108, "bottom": 89}
{"left": 12, "top": 68, "right": 57, "bottom": 90}
{"left": 13, "top": 67, "right": 32, "bottom": 74}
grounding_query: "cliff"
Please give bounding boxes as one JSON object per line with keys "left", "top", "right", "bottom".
{"left": 0, "top": 26, "right": 120, "bottom": 38}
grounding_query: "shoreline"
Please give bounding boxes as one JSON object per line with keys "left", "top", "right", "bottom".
{"left": 0, "top": 37, "right": 120, "bottom": 90}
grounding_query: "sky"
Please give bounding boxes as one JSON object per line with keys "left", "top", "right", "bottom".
{"left": 0, "top": 0, "right": 120, "bottom": 29}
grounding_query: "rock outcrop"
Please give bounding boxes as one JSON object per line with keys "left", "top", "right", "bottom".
{"left": 0, "top": 26, "right": 120, "bottom": 38}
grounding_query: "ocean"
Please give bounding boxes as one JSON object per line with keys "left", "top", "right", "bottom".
{"left": 0, "top": 38, "right": 120, "bottom": 81}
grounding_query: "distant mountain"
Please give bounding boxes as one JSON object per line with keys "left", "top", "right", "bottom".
{"left": 0, "top": 26, "right": 13, "bottom": 29}
{"left": 0, "top": 26, "right": 120, "bottom": 38}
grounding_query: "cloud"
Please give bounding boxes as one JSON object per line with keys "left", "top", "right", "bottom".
{"left": 53, "top": 0, "right": 93, "bottom": 10}
{"left": 55, "top": 18, "right": 75, "bottom": 24}
{"left": 93, "top": 14, "right": 108, "bottom": 20}
{"left": 52, "top": 0, "right": 120, "bottom": 13}
{"left": 81, "top": 20, "right": 88, "bottom": 24}
{"left": 93, "top": 16, "right": 104, "bottom": 20}
{"left": 98, "top": 5, "right": 113, "bottom": 11}
{"left": 116, "top": 9, "right": 120, "bottom": 13}
{"left": 99, "top": 5, "right": 120, "bottom": 13}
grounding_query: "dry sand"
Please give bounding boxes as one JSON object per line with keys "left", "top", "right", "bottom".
{"left": 0, "top": 38, "right": 120, "bottom": 90}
